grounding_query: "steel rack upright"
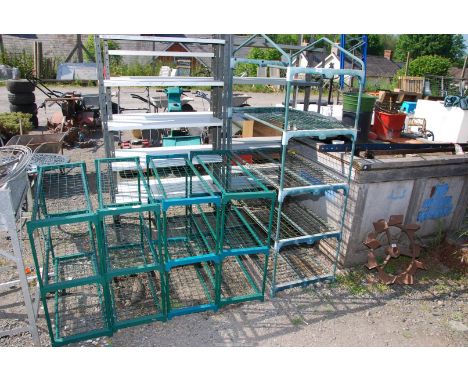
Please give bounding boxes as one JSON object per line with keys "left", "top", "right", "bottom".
{"left": 94, "top": 34, "right": 232, "bottom": 160}
{"left": 227, "top": 35, "right": 365, "bottom": 296}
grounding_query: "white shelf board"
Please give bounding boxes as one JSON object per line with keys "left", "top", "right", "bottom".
{"left": 108, "top": 112, "right": 222, "bottom": 131}
{"left": 108, "top": 50, "right": 214, "bottom": 58}
{"left": 99, "top": 34, "right": 225, "bottom": 45}
{"left": 104, "top": 76, "right": 224, "bottom": 87}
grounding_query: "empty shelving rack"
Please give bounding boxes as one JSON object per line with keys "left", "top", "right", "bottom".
{"left": 228, "top": 35, "right": 365, "bottom": 296}
{"left": 94, "top": 34, "right": 231, "bottom": 159}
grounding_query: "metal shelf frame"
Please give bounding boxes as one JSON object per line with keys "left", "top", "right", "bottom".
{"left": 227, "top": 34, "right": 365, "bottom": 296}
{"left": 95, "top": 34, "right": 232, "bottom": 158}
{"left": 147, "top": 153, "right": 221, "bottom": 270}
{"left": 233, "top": 148, "right": 349, "bottom": 202}
{"left": 191, "top": 150, "right": 276, "bottom": 259}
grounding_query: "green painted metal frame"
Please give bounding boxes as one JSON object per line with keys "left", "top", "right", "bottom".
{"left": 146, "top": 153, "right": 221, "bottom": 317}
{"left": 95, "top": 157, "right": 166, "bottom": 329}
{"left": 146, "top": 153, "right": 221, "bottom": 270}
{"left": 27, "top": 162, "right": 113, "bottom": 346}
{"left": 190, "top": 150, "right": 275, "bottom": 306}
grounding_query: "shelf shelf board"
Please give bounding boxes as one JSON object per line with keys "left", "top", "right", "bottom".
{"left": 240, "top": 200, "right": 340, "bottom": 251}
{"left": 99, "top": 34, "right": 225, "bottom": 45}
{"left": 108, "top": 50, "right": 214, "bottom": 58}
{"left": 108, "top": 112, "right": 222, "bottom": 131}
{"left": 104, "top": 76, "right": 224, "bottom": 87}
{"left": 234, "top": 107, "right": 356, "bottom": 140}
{"left": 235, "top": 150, "right": 348, "bottom": 200}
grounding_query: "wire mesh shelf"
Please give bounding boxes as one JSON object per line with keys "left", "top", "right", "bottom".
{"left": 163, "top": 205, "right": 218, "bottom": 268}
{"left": 109, "top": 271, "right": 164, "bottom": 328}
{"left": 96, "top": 157, "right": 152, "bottom": 209}
{"left": 239, "top": 199, "right": 340, "bottom": 251}
{"left": 234, "top": 149, "right": 348, "bottom": 199}
{"left": 44, "top": 282, "right": 110, "bottom": 346}
{"left": 166, "top": 261, "right": 217, "bottom": 318}
{"left": 34, "top": 162, "right": 92, "bottom": 218}
{"left": 218, "top": 254, "right": 267, "bottom": 306}
{"left": 100, "top": 211, "right": 160, "bottom": 277}
{"left": 193, "top": 151, "right": 274, "bottom": 197}
{"left": 28, "top": 219, "right": 100, "bottom": 292}
{"left": 233, "top": 107, "right": 357, "bottom": 140}
{"left": 147, "top": 154, "right": 220, "bottom": 210}
{"left": 268, "top": 242, "right": 336, "bottom": 294}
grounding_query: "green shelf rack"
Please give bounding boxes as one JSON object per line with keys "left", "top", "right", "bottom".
{"left": 95, "top": 156, "right": 165, "bottom": 329}
{"left": 27, "top": 162, "right": 112, "bottom": 346}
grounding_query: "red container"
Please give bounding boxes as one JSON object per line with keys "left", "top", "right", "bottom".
{"left": 372, "top": 111, "right": 407, "bottom": 140}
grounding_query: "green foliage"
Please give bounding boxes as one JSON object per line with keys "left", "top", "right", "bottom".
{"left": 84, "top": 35, "right": 122, "bottom": 65}
{"left": 365, "top": 77, "right": 393, "bottom": 91}
{"left": 0, "top": 50, "right": 34, "bottom": 77}
{"left": 269, "top": 34, "right": 301, "bottom": 45}
{"left": 381, "top": 34, "right": 398, "bottom": 51}
{"left": 234, "top": 46, "right": 282, "bottom": 77}
{"left": 394, "top": 34, "right": 466, "bottom": 63}
{"left": 0, "top": 112, "right": 33, "bottom": 137}
{"left": 408, "top": 55, "right": 452, "bottom": 77}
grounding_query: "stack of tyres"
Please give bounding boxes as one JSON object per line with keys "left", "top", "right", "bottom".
{"left": 6, "top": 79, "right": 38, "bottom": 128}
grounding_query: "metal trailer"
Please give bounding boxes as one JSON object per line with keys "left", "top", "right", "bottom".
{"left": 227, "top": 35, "right": 365, "bottom": 296}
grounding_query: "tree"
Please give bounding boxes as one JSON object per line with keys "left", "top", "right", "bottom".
{"left": 407, "top": 55, "right": 452, "bottom": 77}
{"left": 84, "top": 35, "right": 121, "bottom": 65}
{"left": 394, "top": 34, "right": 466, "bottom": 63}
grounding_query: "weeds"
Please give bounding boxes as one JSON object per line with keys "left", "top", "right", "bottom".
{"left": 335, "top": 270, "right": 368, "bottom": 295}
{"left": 290, "top": 317, "right": 304, "bottom": 326}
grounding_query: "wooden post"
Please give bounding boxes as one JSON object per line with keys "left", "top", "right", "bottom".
{"left": 459, "top": 56, "right": 467, "bottom": 96}
{"left": 404, "top": 52, "right": 411, "bottom": 76}
{"left": 0, "top": 34, "right": 4, "bottom": 55}
{"left": 33, "top": 41, "right": 43, "bottom": 78}
{"left": 461, "top": 56, "right": 468, "bottom": 79}
{"left": 77, "top": 34, "right": 83, "bottom": 63}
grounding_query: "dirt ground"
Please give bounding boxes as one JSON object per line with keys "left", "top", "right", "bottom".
{"left": 0, "top": 85, "right": 467, "bottom": 347}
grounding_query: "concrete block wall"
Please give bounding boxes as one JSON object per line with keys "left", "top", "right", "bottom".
{"left": 294, "top": 141, "right": 468, "bottom": 267}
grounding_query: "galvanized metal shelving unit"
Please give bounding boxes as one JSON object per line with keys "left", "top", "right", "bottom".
{"left": 227, "top": 35, "right": 366, "bottom": 296}
{"left": 94, "top": 34, "right": 232, "bottom": 158}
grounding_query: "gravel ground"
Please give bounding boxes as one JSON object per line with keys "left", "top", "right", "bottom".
{"left": 0, "top": 85, "right": 467, "bottom": 347}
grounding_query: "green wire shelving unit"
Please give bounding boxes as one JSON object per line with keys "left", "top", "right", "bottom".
{"left": 95, "top": 156, "right": 165, "bottom": 329}
{"left": 27, "top": 162, "right": 112, "bottom": 346}
{"left": 191, "top": 150, "right": 276, "bottom": 306}
{"left": 227, "top": 35, "right": 365, "bottom": 296}
{"left": 147, "top": 153, "right": 221, "bottom": 318}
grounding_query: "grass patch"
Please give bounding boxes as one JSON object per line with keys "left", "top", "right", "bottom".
{"left": 335, "top": 270, "right": 368, "bottom": 295}
{"left": 290, "top": 317, "right": 304, "bottom": 326}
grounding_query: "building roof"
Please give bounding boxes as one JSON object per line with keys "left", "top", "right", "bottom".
{"left": 311, "top": 52, "right": 404, "bottom": 78}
